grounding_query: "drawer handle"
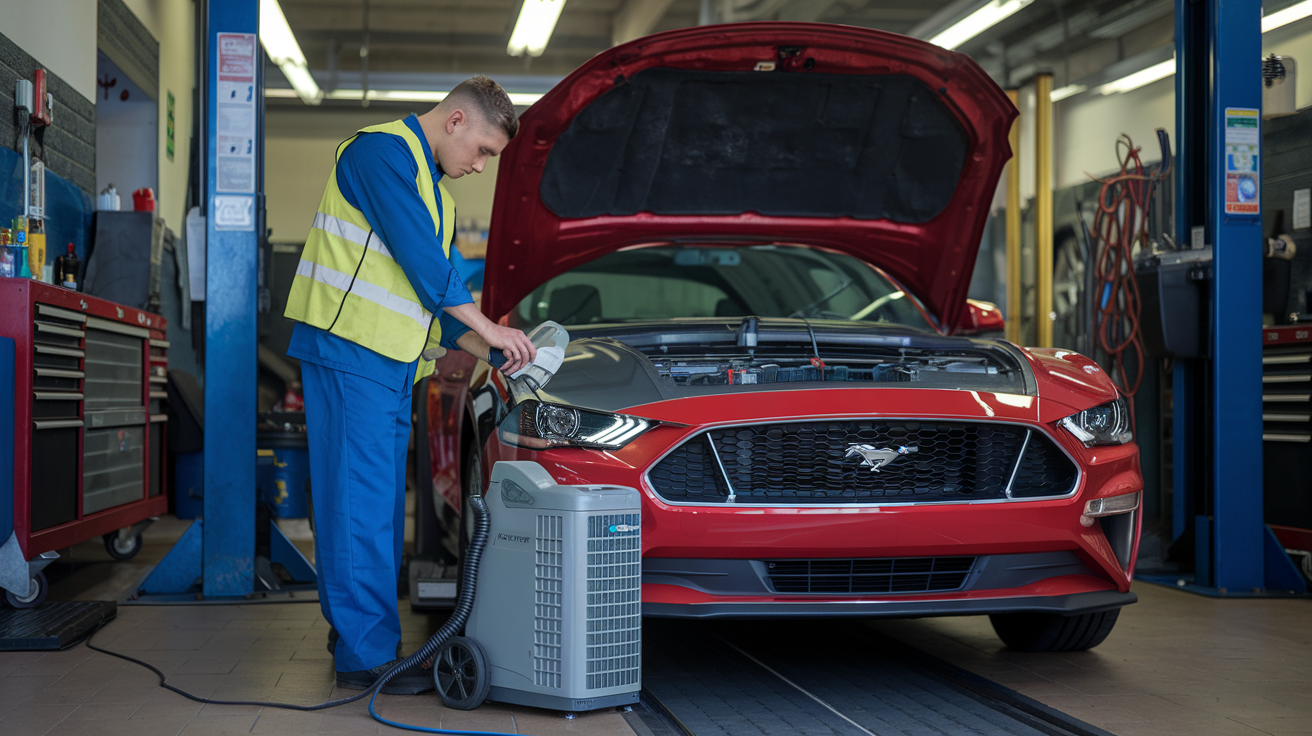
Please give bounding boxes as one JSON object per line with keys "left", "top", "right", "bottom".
{"left": 150, "top": 414, "right": 169, "bottom": 422}
{"left": 34, "top": 344, "right": 85, "bottom": 358}
{"left": 149, "top": 390, "right": 168, "bottom": 399}
{"left": 34, "top": 391, "right": 84, "bottom": 401}
{"left": 34, "top": 368, "right": 85, "bottom": 379}
{"left": 36, "top": 322, "right": 86, "bottom": 339}
{"left": 34, "top": 419, "right": 84, "bottom": 430}
{"left": 1263, "top": 432, "right": 1311, "bottom": 443}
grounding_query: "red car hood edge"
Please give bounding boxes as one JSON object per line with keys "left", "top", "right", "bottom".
{"left": 483, "top": 22, "right": 1018, "bottom": 329}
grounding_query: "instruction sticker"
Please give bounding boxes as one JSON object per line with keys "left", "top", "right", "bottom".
{"left": 215, "top": 33, "right": 256, "bottom": 194}
{"left": 214, "top": 195, "right": 254, "bottom": 231}
{"left": 1224, "top": 108, "right": 1260, "bottom": 215}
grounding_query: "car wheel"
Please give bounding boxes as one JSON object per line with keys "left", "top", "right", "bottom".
{"left": 989, "top": 608, "right": 1120, "bottom": 652}
{"left": 104, "top": 532, "right": 143, "bottom": 560}
{"left": 5, "top": 571, "right": 48, "bottom": 609}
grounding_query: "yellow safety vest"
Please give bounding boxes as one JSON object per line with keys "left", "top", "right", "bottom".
{"left": 284, "top": 120, "right": 456, "bottom": 383}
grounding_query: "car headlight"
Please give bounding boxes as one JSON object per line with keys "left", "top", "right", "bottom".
{"left": 1059, "top": 397, "right": 1133, "bottom": 446}
{"left": 499, "top": 399, "right": 655, "bottom": 450}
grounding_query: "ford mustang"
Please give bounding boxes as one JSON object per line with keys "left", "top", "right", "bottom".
{"left": 420, "top": 22, "right": 1141, "bottom": 652}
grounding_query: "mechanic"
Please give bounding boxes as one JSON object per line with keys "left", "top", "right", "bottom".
{"left": 283, "top": 75, "right": 536, "bottom": 694}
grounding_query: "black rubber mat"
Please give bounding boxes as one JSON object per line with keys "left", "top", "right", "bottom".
{"left": 642, "top": 619, "right": 1114, "bottom": 736}
{"left": 0, "top": 601, "right": 116, "bottom": 651}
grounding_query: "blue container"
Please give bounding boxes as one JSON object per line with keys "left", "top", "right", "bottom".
{"left": 174, "top": 451, "right": 204, "bottom": 519}
{"left": 258, "top": 431, "right": 311, "bottom": 519}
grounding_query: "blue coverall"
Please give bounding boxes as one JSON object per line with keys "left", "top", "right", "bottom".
{"left": 288, "top": 114, "right": 473, "bottom": 673}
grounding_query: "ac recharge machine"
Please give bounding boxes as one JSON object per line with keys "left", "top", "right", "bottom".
{"left": 423, "top": 322, "right": 643, "bottom": 714}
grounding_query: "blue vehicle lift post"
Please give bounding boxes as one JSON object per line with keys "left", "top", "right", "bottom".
{"left": 1172, "top": 0, "right": 1305, "bottom": 594}
{"left": 141, "top": 0, "right": 313, "bottom": 598}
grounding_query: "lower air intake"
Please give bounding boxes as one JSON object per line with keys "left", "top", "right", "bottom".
{"left": 765, "top": 556, "right": 977, "bottom": 594}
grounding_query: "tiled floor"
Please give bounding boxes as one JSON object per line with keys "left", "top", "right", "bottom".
{"left": 873, "top": 584, "right": 1312, "bottom": 736}
{"left": 4, "top": 515, "right": 1310, "bottom": 735}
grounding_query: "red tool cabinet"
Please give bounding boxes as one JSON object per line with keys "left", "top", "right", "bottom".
{"left": 0, "top": 278, "right": 169, "bottom": 560}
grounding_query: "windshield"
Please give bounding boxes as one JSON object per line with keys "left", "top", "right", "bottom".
{"left": 510, "top": 245, "right": 935, "bottom": 330}
{"left": 509, "top": 244, "right": 934, "bottom": 330}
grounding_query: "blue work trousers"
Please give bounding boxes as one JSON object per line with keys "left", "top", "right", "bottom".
{"left": 301, "top": 359, "right": 415, "bottom": 673}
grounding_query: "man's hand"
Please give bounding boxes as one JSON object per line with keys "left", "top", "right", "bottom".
{"left": 444, "top": 303, "right": 537, "bottom": 374}
{"left": 479, "top": 323, "right": 536, "bottom": 374}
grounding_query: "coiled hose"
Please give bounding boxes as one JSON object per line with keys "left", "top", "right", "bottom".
{"left": 88, "top": 494, "right": 516, "bottom": 735}
{"left": 1088, "top": 131, "right": 1172, "bottom": 424}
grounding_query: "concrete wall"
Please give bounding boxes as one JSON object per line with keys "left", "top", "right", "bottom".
{"left": 0, "top": 0, "right": 98, "bottom": 101}
{"left": 119, "top": 0, "right": 195, "bottom": 235}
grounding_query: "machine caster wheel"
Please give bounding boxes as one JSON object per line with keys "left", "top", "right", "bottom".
{"left": 5, "top": 571, "right": 48, "bottom": 609}
{"left": 433, "top": 637, "right": 490, "bottom": 710}
{"left": 104, "top": 532, "right": 143, "bottom": 560}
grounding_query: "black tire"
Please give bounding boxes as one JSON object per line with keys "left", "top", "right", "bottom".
{"left": 433, "top": 636, "right": 491, "bottom": 710}
{"left": 989, "top": 608, "right": 1121, "bottom": 652}
{"left": 5, "top": 571, "right": 48, "bottom": 609}
{"left": 104, "top": 532, "right": 143, "bottom": 561}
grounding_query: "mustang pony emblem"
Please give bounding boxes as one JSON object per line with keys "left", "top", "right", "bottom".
{"left": 845, "top": 444, "right": 918, "bottom": 472}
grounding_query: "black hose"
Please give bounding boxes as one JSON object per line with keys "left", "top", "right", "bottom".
{"left": 372, "top": 494, "right": 490, "bottom": 693}
{"left": 85, "top": 494, "right": 493, "bottom": 713}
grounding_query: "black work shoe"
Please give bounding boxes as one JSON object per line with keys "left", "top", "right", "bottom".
{"left": 337, "top": 659, "right": 434, "bottom": 695}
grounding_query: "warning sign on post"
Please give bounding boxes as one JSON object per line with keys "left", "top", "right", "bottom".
{"left": 215, "top": 32, "right": 257, "bottom": 206}
{"left": 1224, "top": 108, "right": 1260, "bottom": 216}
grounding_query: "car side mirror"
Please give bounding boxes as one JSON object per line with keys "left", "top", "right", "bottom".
{"left": 957, "top": 299, "right": 1005, "bottom": 335}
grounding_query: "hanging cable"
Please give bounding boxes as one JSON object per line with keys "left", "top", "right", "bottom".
{"left": 1086, "top": 132, "right": 1171, "bottom": 424}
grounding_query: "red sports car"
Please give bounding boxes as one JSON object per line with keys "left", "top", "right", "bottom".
{"left": 421, "top": 23, "right": 1141, "bottom": 652}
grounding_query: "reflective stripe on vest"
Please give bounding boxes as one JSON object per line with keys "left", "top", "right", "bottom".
{"left": 283, "top": 118, "right": 454, "bottom": 380}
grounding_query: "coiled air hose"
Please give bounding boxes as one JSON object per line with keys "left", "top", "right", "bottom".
{"left": 88, "top": 494, "right": 518, "bottom": 736}
{"left": 1087, "top": 131, "right": 1172, "bottom": 425}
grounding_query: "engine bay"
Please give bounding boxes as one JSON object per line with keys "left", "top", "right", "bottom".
{"left": 649, "top": 350, "right": 1007, "bottom": 387}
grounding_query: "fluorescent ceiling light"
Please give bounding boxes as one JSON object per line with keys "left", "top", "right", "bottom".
{"left": 260, "top": 0, "right": 322, "bottom": 104}
{"left": 1263, "top": 0, "right": 1312, "bottom": 32}
{"left": 266, "top": 88, "right": 543, "bottom": 106}
{"left": 930, "top": 0, "right": 1036, "bottom": 50}
{"left": 1097, "top": 57, "right": 1175, "bottom": 95}
{"left": 507, "top": 0, "right": 568, "bottom": 57}
{"left": 1049, "top": 84, "right": 1086, "bottom": 102}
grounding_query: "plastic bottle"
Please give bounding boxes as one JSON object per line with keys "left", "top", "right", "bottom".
{"left": 0, "top": 230, "right": 13, "bottom": 278}
{"left": 55, "top": 243, "right": 81, "bottom": 290}
{"left": 14, "top": 228, "right": 30, "bottom": 279}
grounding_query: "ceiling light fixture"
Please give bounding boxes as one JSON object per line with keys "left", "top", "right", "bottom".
{"left": 1263, "top": 0, "right": 1312, "bottom": 32}
{"left": 929, "top": 0, "right": 1037, "bottom": 50}
{"left": 1049, "top": 84, "right": 1087, "bottom": 102}
{"left": 507, "top": 0, "right": 568, "bottom": 57}
{"left": 259, "top": 0, "right": 322, "bottom": 104}
{"left": 1097, "top": 57, "right": 1175, "bottom": 95}
{"left": 265, "top": 88, "right": 544, "bottom": 106}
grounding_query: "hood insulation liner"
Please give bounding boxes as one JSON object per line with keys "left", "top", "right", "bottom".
{"left": 540, "top": 68, "right": 968, "bottom": 224}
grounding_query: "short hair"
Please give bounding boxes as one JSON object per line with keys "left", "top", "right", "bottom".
{"left": 447, "top": 75, "right": 519, "bottom": 141}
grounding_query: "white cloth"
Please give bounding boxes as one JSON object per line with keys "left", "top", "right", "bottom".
{"left": 511, "top": 345, "right": 566, "bottom": 380}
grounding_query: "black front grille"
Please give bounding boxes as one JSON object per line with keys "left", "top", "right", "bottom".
{"left": 647, "top": 420, "right": 1078, "bottom": 504}
{"left": 766, "top": 556, "right": 977, "bottom": 594}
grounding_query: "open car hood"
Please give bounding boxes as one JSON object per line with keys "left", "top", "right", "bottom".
{"left": 484, "top": 22, "right": 1016, "bottom": 329}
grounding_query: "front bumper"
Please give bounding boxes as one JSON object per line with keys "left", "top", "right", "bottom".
{"left": 643, "top": 589, "right": 1137, "bottom": 619}
{"left": 487, "top": 389, "right": 1144, "bottom": 613}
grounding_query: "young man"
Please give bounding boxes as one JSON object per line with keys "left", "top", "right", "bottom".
{"left": 283, "top": 76, "right": 535, "bottom": 693}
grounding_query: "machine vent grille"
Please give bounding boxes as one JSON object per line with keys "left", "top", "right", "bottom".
{"left": 585, "top": 514, "right": 642, "bottom": 690}
{"left": 533, "top": 514, "right": 564, "bottom": 689}
{"left": 765, "top": 556, "right": 977, "bottom": 594}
